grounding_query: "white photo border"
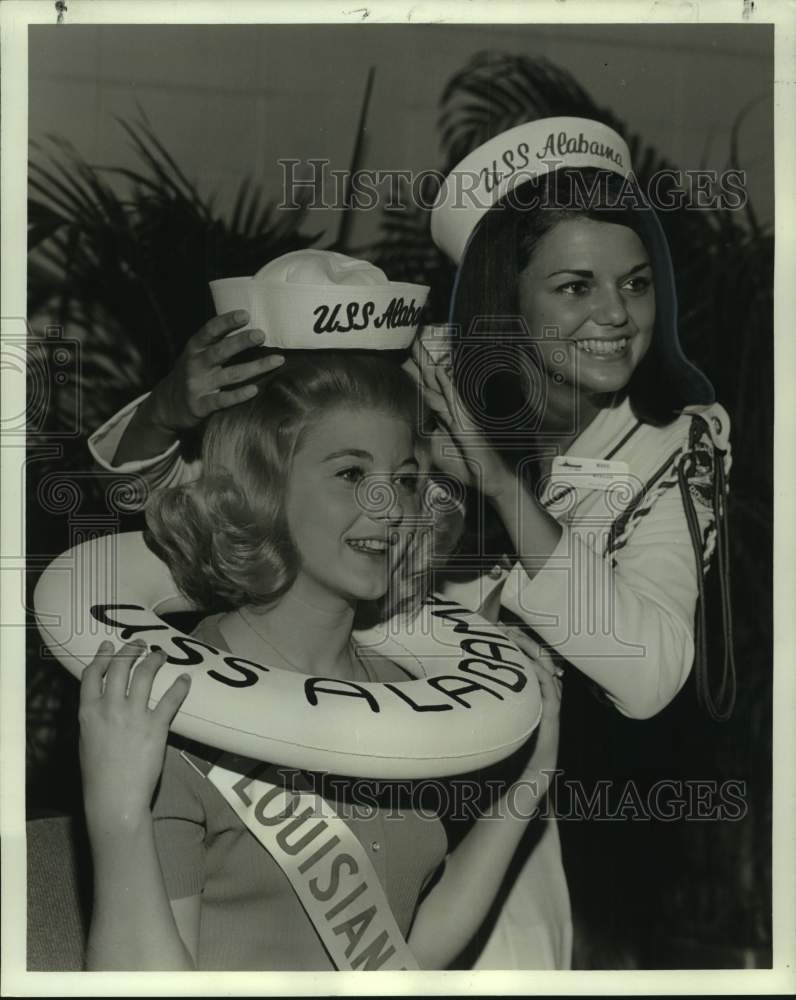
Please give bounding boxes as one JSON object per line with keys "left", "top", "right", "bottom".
{"left": 2, "top": 0, "right": 794, "bottom": 995}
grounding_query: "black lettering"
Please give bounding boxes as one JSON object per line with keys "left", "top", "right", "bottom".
{"left": 536, "top": 133, "right": 557, "bottom": 160}
{"left": 427, "top": 675, "right": 504, "bottom": 707}
{"left": 339, "top": 301, "right": 360, "bottom": 333}
{"left": 425, "top": 597, "right": 505, "bottom": 642}
{"left": 89, "top": 603, "right": 168, "bottom": 640}
{"left": 383, "top": 682, "right": 453, "bottom": 712}
{"left": 305, "top": 677, "right": 380, "bottom": 712}
{"left": 389, "top": 299, "right": 420, "bottom": 328}
{"left": 459, "top": 658, "right": 528, "bottom": 693}
{"left": 208, "top": 655, "right": 269, "bottom": 689}
{"left": 357, "top": 301, "right": 375, "bottom": 329}
{"left": 459, "top": 638, "right": 525, "bottom": 667}
{"left": 480, "top": 162, "right": 499, "bottom": 194}
{"left": 313, "top": 304, "right": 331, "bottom": 334}
{"left": 480, "top": 165, "right": 491, "bottom": 194}
{"left": 164, "top": 635, "right": 218, "bottom": 666}
{"left": 325, "top": 304, "right": 343, "bottom": 331}
{"left": 373, "top": 298, "right": 393, "bottom": 329}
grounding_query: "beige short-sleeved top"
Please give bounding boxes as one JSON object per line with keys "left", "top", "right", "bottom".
{"left": 152, "top": 615, "right": 448, "bottom": 971}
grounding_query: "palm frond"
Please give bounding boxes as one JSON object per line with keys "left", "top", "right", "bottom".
{"left": 27, "top": 199, "right": 68, "bottom": 251}
{"left": 439, "top": 53, "right": 605, "bottom": 169}
{"left": 115, "top": 116, "right": 209, "bottom": 216}
{"left": 29, "top": 116, "right": 321, "bottom": 385}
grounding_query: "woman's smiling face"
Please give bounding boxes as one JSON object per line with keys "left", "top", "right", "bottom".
{"left": 518, "top": 217, "right": 655, "bottom": 397}
{"left": 284, "top": 405, "right": 420, "bottom": 607}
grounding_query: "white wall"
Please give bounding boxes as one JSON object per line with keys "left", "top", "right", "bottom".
{"left": 29, "top": 23, "right": 773, "bottom": 251}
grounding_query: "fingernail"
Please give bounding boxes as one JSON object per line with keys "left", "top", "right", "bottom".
{"left": 180, "top": 674, "right": 192, "bottom": 685}
{"left": 249, "top": 328, "right": 266, "bottom": 344}
{"left": 271, "top": 354, "right": 285, "bottom": 365}
{"left": 236, "top": 309, "right": 249, "bottom": 320}
{"left": 98, "top": 639, "right": 112, "bottom": 651}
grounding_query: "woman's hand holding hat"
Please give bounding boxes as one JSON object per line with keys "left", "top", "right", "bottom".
{"left": 111, "top": 250, "right": 429, "bottom": 466}
{"left": 403, "top": 327, "right": 476, "bottom": 490}
{"left": 406, "top": 327, "right": 516, "bottom": 501}
{"left": 147, "top": 311, "right": 285, "bottom": 434}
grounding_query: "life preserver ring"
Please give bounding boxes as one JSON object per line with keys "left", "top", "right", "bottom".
{"left": 33, "top": 531, "right": 542, "bottom": 779}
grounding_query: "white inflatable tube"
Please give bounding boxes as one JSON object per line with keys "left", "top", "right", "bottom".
{"left": 34, "top": 531, "right": 542, "bottom": 779}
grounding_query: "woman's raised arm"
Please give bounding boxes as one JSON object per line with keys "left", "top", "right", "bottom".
{"left": 499, "top": 441, "right": 729, "bottom": 719}
{"left": 79, "top": 641, "right": 195, "bottom": 970}
{"left": 414, "top": 342, "right": 732, "bottom": 720}
{"left": 92, "top": 310, "right": 280, "bottom": 472}
{"left": 409, "top": 641, "right": 562, "bottom": 969}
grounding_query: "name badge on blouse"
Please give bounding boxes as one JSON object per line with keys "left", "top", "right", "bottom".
{"left": 548, "top": 456, "right": 631, "bottom": 494}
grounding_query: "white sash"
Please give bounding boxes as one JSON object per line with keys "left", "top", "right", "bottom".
{"left": 182, "top": 751, "right": 419, "bottom": 970}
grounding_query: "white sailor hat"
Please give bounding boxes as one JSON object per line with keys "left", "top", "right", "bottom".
{"left": 430, "top": 116, "right": 633, "bottom": 263}
{"left": 210, "top": 249, "right": 429, "bottom": 350}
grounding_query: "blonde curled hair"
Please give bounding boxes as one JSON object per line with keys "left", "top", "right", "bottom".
{"left": 144, "top": 351, "right": 463, "bottom": 624}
